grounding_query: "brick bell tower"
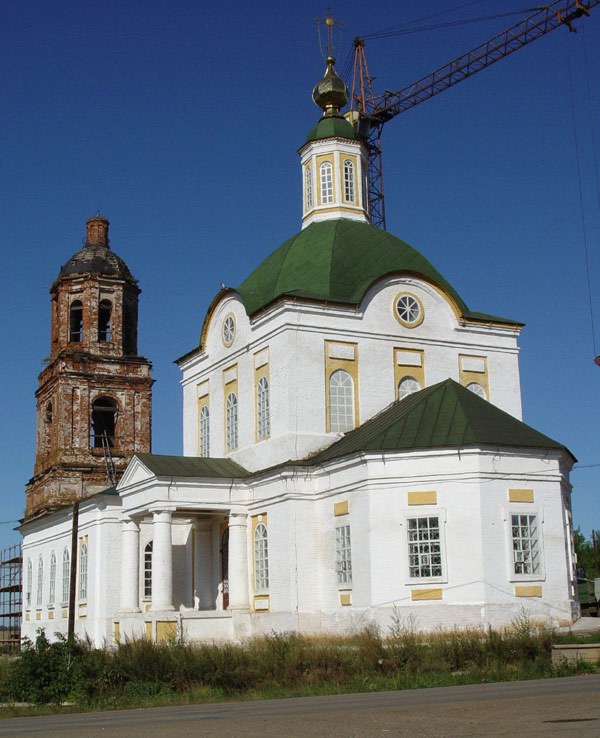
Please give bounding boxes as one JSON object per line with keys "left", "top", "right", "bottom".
{"left": 25, "top": 215, "right": 153, "bottom": 519}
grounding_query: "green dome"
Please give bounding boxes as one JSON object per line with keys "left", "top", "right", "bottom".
{"left": 305, "top": 115, "right": 358, "bottom": 143}
{"left": 237, "top": 219, "right": 484, "bottom": 319}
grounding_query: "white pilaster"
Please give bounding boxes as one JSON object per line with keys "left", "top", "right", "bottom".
{"left": 151, "top": 510, "right": 175, "bottom": 611}
{"left": 120, "top": 518, "right": 140, "bottom": 612}
{"left": 227, "top": 511, "right": 250, "bottom": 610}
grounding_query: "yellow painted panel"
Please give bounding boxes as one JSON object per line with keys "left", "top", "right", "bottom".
{"left": 114, "top": 622, "right": 120, "bottom": 643}
{"left": 156, "top": 621, "right": 177, "bottom": 643}
{"left": 509, "top": 489, "right": 534, "bottom": 503}
{"left": 254, "top": 596, "right": 270, "bottom": 612}
{"left": 325, "top": 340, "right": 359, "bottom": 432}
{"left": 515, "top": 585, "right": 542, "bottom": 598}
{"left": 340, "top": 593, "right": 352, "bottom": 606}
{"left": 411, "top": 588, "right": 443, "bottom": 601}
{"left": 144, "top": 602, "right": 151, "bottom": 612}
{"left": 408, "top": 491, "right": 437, "bottom": 506}
{"left": 48, "top": 610, "right": 54, "bottom": 620}
{"left": 35, "top": 612, "right": 41, "bottom": 620}
{"left": 334, "top": 500, "right": 349, "bottom": 516}
{"left": 61, "top": 609, "right": 68, "bottom": 619}
{"left": 145, "top": 621, "right": 152, "bottom": 640}
{"left": 25, "top": 613, "right": 30, "bottom": 621}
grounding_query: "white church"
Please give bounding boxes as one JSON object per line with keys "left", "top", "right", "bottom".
{"left": 21, "top": 56, "right": 578, "bottom": 645}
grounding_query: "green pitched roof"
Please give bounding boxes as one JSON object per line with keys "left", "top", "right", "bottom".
{"left": 135, "top": 453, "right": 250, "bottom": 479}
{"left": 308, "top": 379, "right": 572, "bottom": 464}
{"left": 305, "top": 115, "right": 358, "bottom": 143}
{"left": 236, "top": 219, "right": 519, "bottom": 325}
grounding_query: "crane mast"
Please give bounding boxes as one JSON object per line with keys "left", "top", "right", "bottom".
{"left": 351, "top": 0, "right": 600, "bottom": 229}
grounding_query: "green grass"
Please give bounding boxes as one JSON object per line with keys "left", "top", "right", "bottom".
{"left": 1, "top": 617, "right": 599, "bottom": 718}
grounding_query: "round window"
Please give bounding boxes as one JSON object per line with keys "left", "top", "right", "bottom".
{"left": 398, "top": 376, "right": 421, "bottom": 400}
{"left": 466, "top": 382, "right": 486, "bottom": 399}
{"left": 222, "top": 314, "right": 236, "bottom": 347}
{"left": 394, "top": 292, "right": 423, "bottom": 327}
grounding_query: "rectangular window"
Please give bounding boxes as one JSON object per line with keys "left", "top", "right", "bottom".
{"left": 511, "top": 514, "right": 540, "bottom": 576}
{"left": 335, "top": 525, "right": 352, "bottom": 585}
{"left": 408, "top": 516, "right": 442, "bottom": 578}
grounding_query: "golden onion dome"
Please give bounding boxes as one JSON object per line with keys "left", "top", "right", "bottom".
{"left": 312, "top": 56, "right": 349, "bottom": 116}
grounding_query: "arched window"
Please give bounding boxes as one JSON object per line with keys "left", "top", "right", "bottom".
{"left": 257, "top": 376, "right": 270, "bottom": 440}
{"left": 199, "top": 405, "right": 210, "bottom": 457}
{"left": 226, "top": 392, "right": 238, "bottom": 452}
{"left": 320, "top": 161, "right": 333, "bottom": 204}
{"left": 91, "top": 396, "right": 118, "bottom": 448}
{"left": 49, "top": 551, "right": 56, "bottom": 606}
{"left": 45, "top": 401, "right": 53, "bottom": 423}
{"left": 343, "top": 160, "right": 355, "bottom": 202}
{"left": 398, "top": 376, "right": 421, "bottom": 400}
{"left": 62, "top": 548, "right": 70, "bottom": 604}
{"left": 98, "top": 299, "right": 112, "bottom": 342}
{"left": 26, "top": 559, "right": 32, "bottom": 608}
{"left": 36, "top": 556, "right": 44, "bottom": 607}
{"left": 329, "top": 370, "right": 355, "bottom": 433}
{"left": 79, "top": 542, "right": 88, "bottom": 601}
{"left": 254, "top": 522, "right": 269, "bottom": 591}
{"left": 305, "top": 165, "right": 313, "bottom": 210}
{"left": 144, "top": 541, "right": 153, "bottom": 599}
{"left": 362, "top": 174, "right": 369, "bottom": 213}
{"left": 69, "top": 300, "right": 83, "bottom": 343}
{"left": 466, "top": 382, "right": 487, "bottom": 399}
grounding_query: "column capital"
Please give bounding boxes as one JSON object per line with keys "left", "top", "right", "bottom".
{"left": 121, "top": 517, "right": 140, "bottom": 532}
{"left": 151, "top": 509, "right": 173, "bottom": 523}
{"left": 228, "top": 510, "right": 248, "bottom": 527}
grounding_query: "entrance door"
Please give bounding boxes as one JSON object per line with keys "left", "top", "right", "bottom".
{"left": 220, "top": 527, "right": 229, "bottom": 609}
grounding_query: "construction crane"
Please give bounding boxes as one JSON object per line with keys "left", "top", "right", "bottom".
{"left": 350, "top": 0, "right": 600, "bottom": 229}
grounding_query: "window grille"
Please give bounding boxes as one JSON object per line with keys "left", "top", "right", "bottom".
{"left": 26, "top": 559, "right": 32, "bottom": 608}
{"left": 305, "top": 165, "right": 313, "bottom": 210}
{"left": 144, "top": 541, "right": 153, "bottom": 599}
{"left": 511, "top": 514, "right": 540, "bottom": 575}
{"left": 199, "top": 405, "right": 210, "bottom": 457}
{"left": 398, "top": 376, "right": 421, "bottom": 400}
{"left": 226, "top": 392, "right": 238, "bottom": 452}
{"left": 253, "top": 523, "right": 269, "bottom": 591}
{"left": 36, "top": 556, "right": 44, "bottom": 607}
{"left": 257, "top": 376, "right": 270, "bottom": 440}
{"left": 408, "top": 517, "right": 442, "bottom": 578}
{"left": 329, "top": 370, "right": 354, "bottom": 432}
{"left": 343, "top": 160, "right": 355, "bottom": 202}
{"left": 335, "top": 525, "right": 352, "bottom": 585}
{"left": 79, "top": 542, "right": 88, "bottom": 601}
{"left": 320, "top": 161, "right": 333, "bottom": 203}
{"left": 62, "top": 548, "right": 70, "bottom": 604}
{"left": 49, "top": 552, "right": 56, "bottom": 605}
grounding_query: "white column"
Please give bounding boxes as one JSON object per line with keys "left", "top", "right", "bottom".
{"left": 120, "top": 518, "right": 140, "bottom": 612}
{"left": 227, "top": 511, "right": 249, "bottom": 610}
{"left": 193, "top": 520, "right": 213, "bottom": 610}
{"left": 151, "top": 510, "right": 175, "bottom": 611}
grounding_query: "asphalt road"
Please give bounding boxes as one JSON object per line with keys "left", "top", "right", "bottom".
{"left": 1, "top": 675, "right": 599, "bottom": 737}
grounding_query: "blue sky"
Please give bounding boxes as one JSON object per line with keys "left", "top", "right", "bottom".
{"left": 2, "top": 0, "right": 599, "bottom": 550}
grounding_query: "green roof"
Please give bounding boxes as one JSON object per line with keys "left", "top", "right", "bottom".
{"left": 236, "top": 219, "right": 519, "bottom": 324}
{"left": 135, "top": 453, "right": 250, "bottom": 479}
{"left": 308, "top": 379, "right": 572, "bottom": 464}
{"left": 305, "top": 115, "right": 358, "bottom": 143}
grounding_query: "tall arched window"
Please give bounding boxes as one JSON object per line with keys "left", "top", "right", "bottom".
{"left": 98, "top": 299, "right": 112, "bottom": 342}
{"left": 144, "top": 541, "right": 153, "bottom": 599}
{"left": 226, "top": 392, "right": 238, "bottom": 452}
{"left": 257, "top": 376, "right": 270, "bottom": 440}
{"left": 329, "top": 370, "right": 355, "bottom": 433}
{"left": 25, "top": 559, "right": 32, "bottom": 608}
{"left": 49, "top": 551, "right": 56, "bottom": 606}
{"left": 398, "top": 376, "right": 421, "bottom": 400}
{"left": 362, "top": 174, "right": 368, "bottom": 213}
{"left": 45, "top": 401, "right": 53, "bottom": 423}
{"left": 199, "top": 405, "right": 210, "bottom": 457}
{"left": 91, "top": 396, "right": 118, "bottom": 448}
{"left": 79, "top": 542, "right": 88, "bottom": 601}
{"left": 305, "top": 165, "right": 313, "bottom": 210}
{"left": 343, "top": 160, "right": 355, "bottom": 202}
{"left": 320, "top": 161, "right": 333, "bottom": 204}
{"left": 254, "top": 522, "right": 269, "bottom": 592}
{"left": 62, "top": 548, "right": 70, "bottom": 604}
{"left": 69, "top": 300, "right": 83, "bottom": 343}
{"left": 36, "top": 556, "right": 44, "bottom": 607}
